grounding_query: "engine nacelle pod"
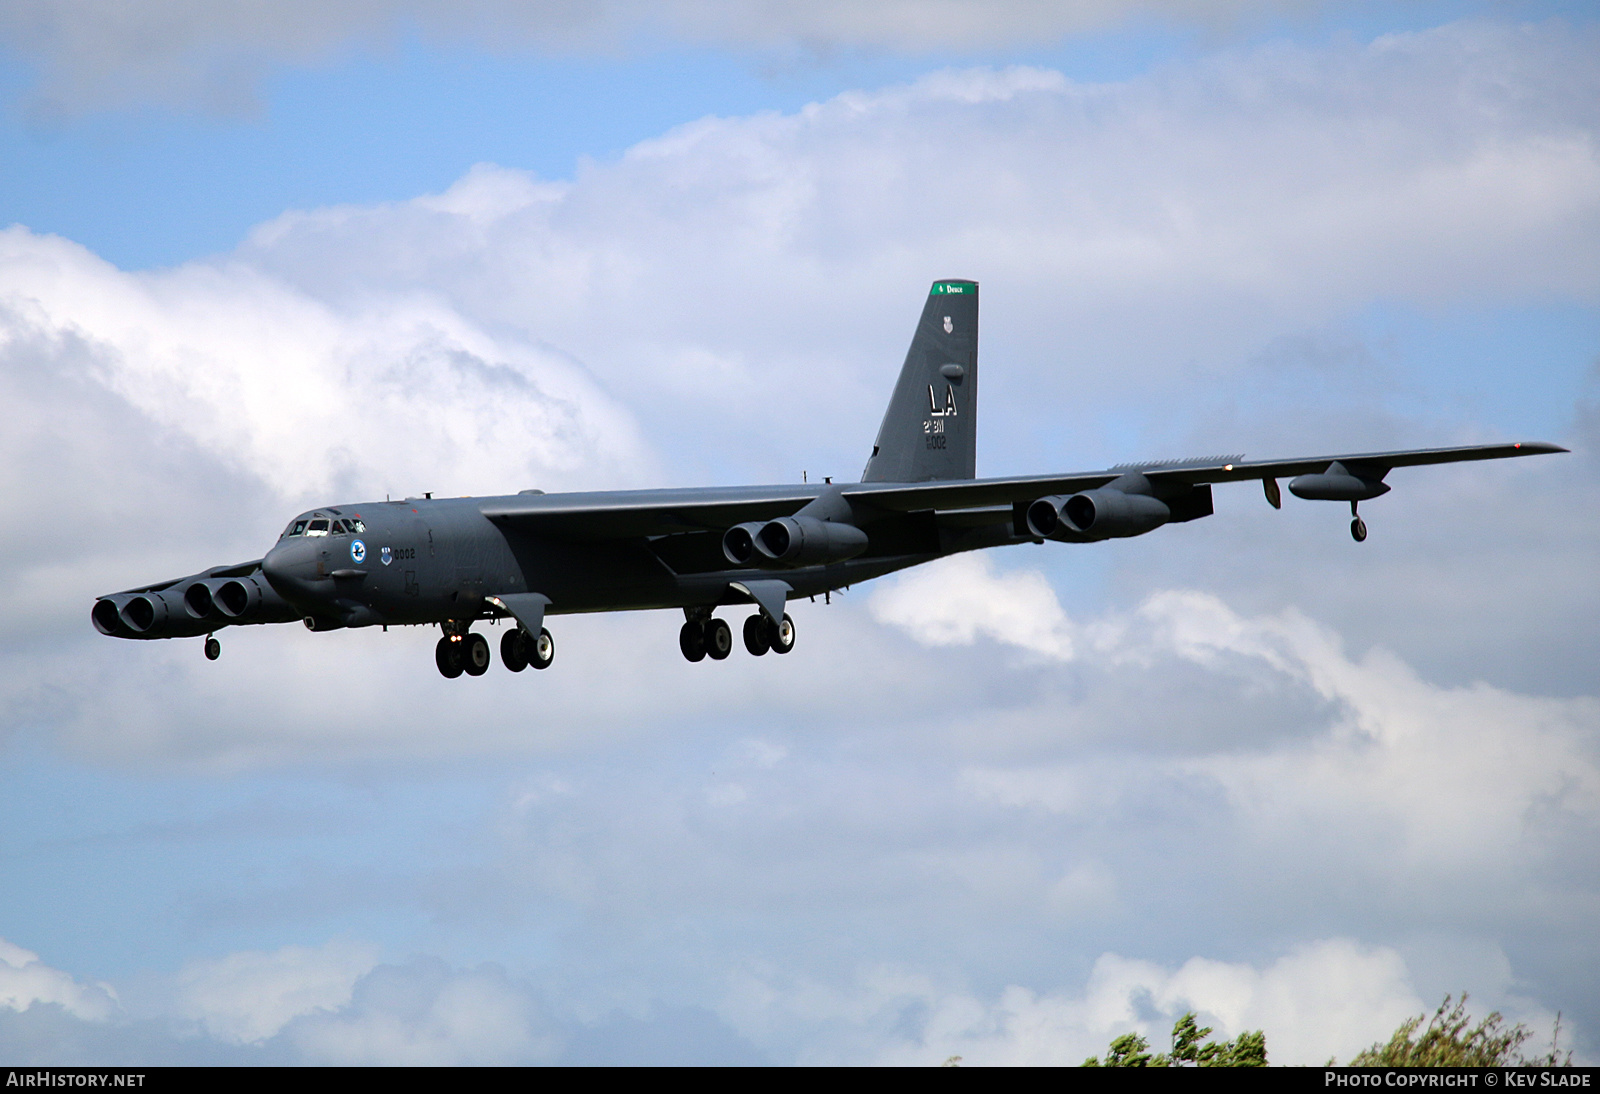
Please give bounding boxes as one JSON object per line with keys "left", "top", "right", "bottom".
{"left": 1057, "top": 489, "right": 1171, "bottom": 540}
{"left": 754, "top": 515, "right": 869, "bottom": 567}
{"left": 181, "top": 579, "right": 231, "bottom": 620}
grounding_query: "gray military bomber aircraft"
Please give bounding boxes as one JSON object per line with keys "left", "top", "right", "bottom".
{"left": 93, "top": 280, "right": 1564, "bottom": 678}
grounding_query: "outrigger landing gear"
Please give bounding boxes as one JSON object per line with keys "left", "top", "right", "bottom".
{"left": 203, "top": 634, "right": 220, "bottom": 661}
{"left": 1350, "top": 501, "right": 1368, "bottom": 543}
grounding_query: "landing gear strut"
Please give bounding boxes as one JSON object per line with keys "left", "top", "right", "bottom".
{"left": 1350, "top": 501, "right": 1368, "bottom": 543}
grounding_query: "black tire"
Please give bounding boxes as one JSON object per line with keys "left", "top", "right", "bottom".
{"left": 768, "top": 613, "right": 795, "bottom": 654}
{"left": 743, "top": 614, "right": 770, "bottom": 656}
{"left": 706, "top": 618, "right": 733, "bottom": 660}
{"left": 203, "top": 636, "right": 221, "bottom": 661}
{"left": 436, "top": 636, "right": 464, "bottom": 679}
{"left": 679, "top": 620, "right": 706, "bottom": 663}
{"left": 1351, "top": 517, "right": 1368, "bottom": 542}
{"left": 501, "top": 628, "right": 528, "bottom": 672}
{"left": 530, "top": 628, "right": 555, "bottom": 670}
{"left": 464, "top": 632, "right": 491, "bottom": 676}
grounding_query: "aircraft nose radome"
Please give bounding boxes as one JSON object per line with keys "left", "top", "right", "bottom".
{"left": 261, "top": 539, "right": 317, "bottom": 598}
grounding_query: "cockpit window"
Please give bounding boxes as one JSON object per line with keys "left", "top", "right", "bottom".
{"left": 350, "top": 519, "right": 366, "bottom": 533}
{"left": 306, "top": 519, "right": 331, "bottom": 537}
{"left": 289, "top": 520, "right": 308, "bottom": 537}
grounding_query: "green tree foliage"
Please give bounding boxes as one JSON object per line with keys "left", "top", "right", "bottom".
{"left": 1083, "top": 1012, "right": 1268, "bottom": 1067}
{"left": 1343, "top": 995, "right": 1572, "bottom": 1068}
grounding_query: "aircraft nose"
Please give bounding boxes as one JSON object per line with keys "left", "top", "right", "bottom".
{"left": 261, "top": 538, "right": 320, "bottom": 598}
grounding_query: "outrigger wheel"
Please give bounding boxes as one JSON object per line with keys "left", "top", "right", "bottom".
{"left": 1350, "top": 501, "right": 1368, "bottom": 543}
{"left": 203, "top": 635, "right": 220, "bottom": 661}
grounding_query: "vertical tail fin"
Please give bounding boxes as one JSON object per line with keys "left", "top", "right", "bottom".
{"left": 861, "top": 280, "right": 978, "bottom": 483}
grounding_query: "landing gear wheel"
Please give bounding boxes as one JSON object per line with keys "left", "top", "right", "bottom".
{"left": 204, "top": 636, "right": 221, "bottom": 661}
{"left": 1351, "top": 517, "right": 1368, "bottom": 542}
{"left": 679, "top": 620, "right": 707, "bottom": 663}
{"left": 435, "top": 636, "right": 464, "bottom": 679}
{"left": 743, "top": 614, "right": 770, "bottom": 656}
{"left": 463, "top": 632, "right": 491, "bottom": 676}
{"left": 501, "top": 628, "right": 528, "bottom": 672}
{"left": 529, "top": 628, "right": 555, "bottom": 670}
{"left": 706, "top": 618, "right": 733, "bottom": 660}
{"left": 768, "top": 613, "right": 795, "bottom": 654}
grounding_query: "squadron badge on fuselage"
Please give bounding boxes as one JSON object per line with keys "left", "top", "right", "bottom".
{"left": 380, "top": 546, "right": 392, "bottom": 566}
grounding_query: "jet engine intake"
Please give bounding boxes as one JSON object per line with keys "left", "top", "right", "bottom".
{"left": 1024, "top": 495, "right": 1072, "bottom": 539}
{"left": 92, "top": 596, "right": 134, "bottom": 637}
{"left": 752, "top": 516, "right": 869, "bottom": 568}
{"left": 182, "top": 580, "right": 227, "bottom": 620}
{"left": 216, "top": 577, "right": 263, "bottom": 619}
{"left": 120, "top": 591, "right": 173, "bottom": 635}
{"left": 721, "top": 522, "right": 768, "bottom": 566}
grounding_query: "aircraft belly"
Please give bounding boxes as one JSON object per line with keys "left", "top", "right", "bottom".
{"left": 502, "top": 536, "right": 677, "bottom": 615}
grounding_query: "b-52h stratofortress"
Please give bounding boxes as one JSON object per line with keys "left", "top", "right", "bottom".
{"left": 93, "top": 280, "right": 1564, "bottom": 678}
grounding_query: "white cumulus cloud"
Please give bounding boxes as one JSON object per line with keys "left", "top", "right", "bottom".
{"left": 0, "top": 938, "right": 118, "bottom": 1021}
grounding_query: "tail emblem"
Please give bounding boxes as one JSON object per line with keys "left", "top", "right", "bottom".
{"left": 928, "top": 383, "right": 958, "bottom": 418}
{"left": 943, "top": 316, "right": 953, "bottom": 333}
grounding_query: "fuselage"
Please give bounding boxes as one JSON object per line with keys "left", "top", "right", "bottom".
{"left": 258, "top": 489, "right": 978, "bottom": 631}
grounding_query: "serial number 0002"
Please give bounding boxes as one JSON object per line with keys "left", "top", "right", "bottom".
{"left": 925, "top": 435, "right": 947, "bottom": 449}
{"left": 391, "top": 547, "right": 417, "bottom": 560}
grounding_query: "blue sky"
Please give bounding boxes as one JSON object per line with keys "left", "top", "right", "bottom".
{"left": 1, "top": 0, "right": 1597, "bottom": 1066}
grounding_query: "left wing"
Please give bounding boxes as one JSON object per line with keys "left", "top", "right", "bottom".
{"left": 481, "top": 442, "right": 1564, "bottom": 541}
{"left": 843, "top": 441, "right": 1565, "bottom": 513}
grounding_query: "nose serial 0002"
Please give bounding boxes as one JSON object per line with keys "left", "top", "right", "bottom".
{"left": 92, "top": 280, "right": 1565, "bottom": 678}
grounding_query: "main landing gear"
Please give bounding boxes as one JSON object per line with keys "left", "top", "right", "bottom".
{"left": 679, "top": 610, "right": 794, "bottom": 663}
{"left": 1350, "top": 501, "right": 1368, "bottom": 543}
{"left": 436, "top": 621, "right": 553, "bottom": 678}
{"left": 500, "top": 625, "right": 554, "bottom": 673}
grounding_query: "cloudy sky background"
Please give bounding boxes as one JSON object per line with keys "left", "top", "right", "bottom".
{"left": 1, "top": 0, "right": 1597, "bottom": 1065}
